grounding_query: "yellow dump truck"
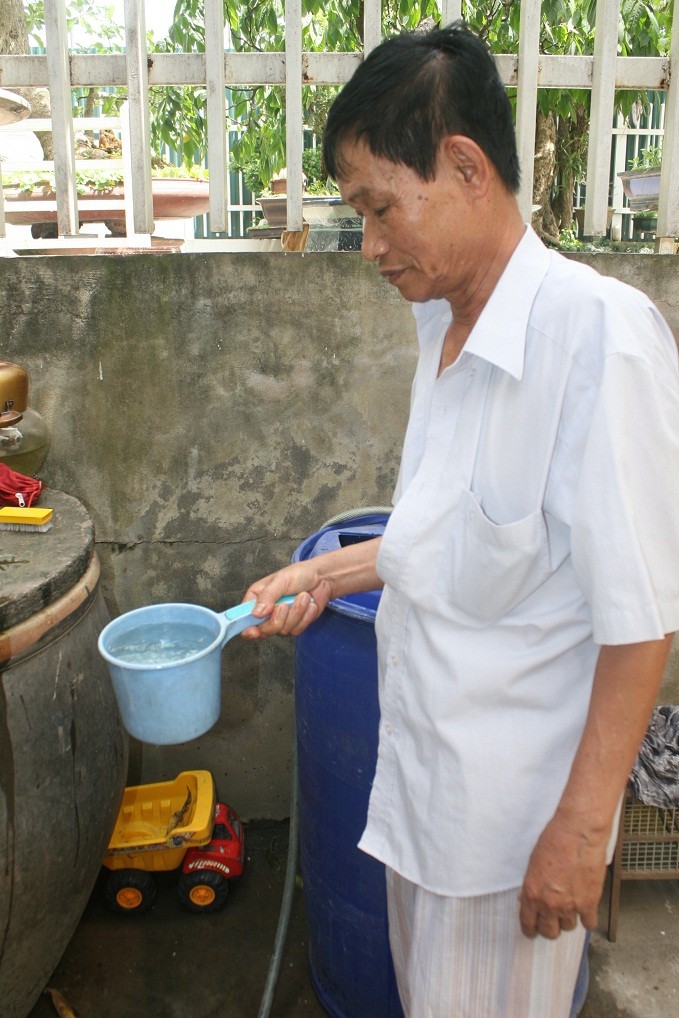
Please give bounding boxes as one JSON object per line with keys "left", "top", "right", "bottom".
{"left": 102, "top": 770, "right": 245, "bottom": 914}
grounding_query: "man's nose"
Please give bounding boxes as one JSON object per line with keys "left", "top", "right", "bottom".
{"left": 361, "top": 218, "right": 388, "bottom": 262}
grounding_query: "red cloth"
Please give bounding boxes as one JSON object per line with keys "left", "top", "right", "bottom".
{"left": 0, "top": 462, "right": 42, "bottom": 507}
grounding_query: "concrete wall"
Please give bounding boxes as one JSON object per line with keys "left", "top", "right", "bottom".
{"left": 1, "top": 250, "right": 678, "bottom": 816}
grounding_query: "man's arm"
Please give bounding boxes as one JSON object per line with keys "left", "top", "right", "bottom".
{"left": 240, "top": 536, "right": 383, "bottom": 639}
{"left": 519, "top": 634, "right": 674, "bottom": 939}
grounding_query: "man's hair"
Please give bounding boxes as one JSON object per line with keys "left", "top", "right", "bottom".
{"left": 322, "top": 21, "right": 520, "bottom": 193}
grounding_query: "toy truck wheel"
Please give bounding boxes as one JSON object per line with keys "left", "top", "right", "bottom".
{"left": 104, "top": 870, "right": 156, "bottom": 915}
{"left": 178, "top": 870, "right": 229, "bottom": 913}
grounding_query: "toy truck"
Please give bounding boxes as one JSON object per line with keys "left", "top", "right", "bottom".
{"left": 102, "top": 770, "right": 245, "bottom": 915}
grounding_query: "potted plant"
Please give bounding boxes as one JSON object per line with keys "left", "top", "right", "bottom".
{"left": 255, "top": 153, "right": 361, "bottom": 233}
{"left": 573, "top": 206, "right": 615, "bottom": 238}
{"left": 632, "top": 210, "right": 658, "bottom": 238}
{"left": 2, "top": 165, "right": 211, "bottom": 233}
{"left": 617, "top": 145, "right": 662, "bottom": 211}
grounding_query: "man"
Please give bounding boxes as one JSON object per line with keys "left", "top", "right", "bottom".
{"left": 242, "top": 23, "right": 679, "bottom": 1017}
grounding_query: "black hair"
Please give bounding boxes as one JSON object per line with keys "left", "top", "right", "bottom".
{"left": 322, "top": 21, "right": 520, "bottom": 193}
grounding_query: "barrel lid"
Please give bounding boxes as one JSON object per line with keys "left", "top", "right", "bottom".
{"left": 0, "top": 489, "right": 94, "bottom": 632}
{"left": 292, "top": 513, "right": 389, "bottom": 622}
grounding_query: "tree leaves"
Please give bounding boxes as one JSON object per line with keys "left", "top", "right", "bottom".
{"left": 24, "top": 0, "right": 674, "bottom": 197}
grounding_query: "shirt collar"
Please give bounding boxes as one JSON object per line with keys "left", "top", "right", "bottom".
{"left": 464, "top": 226, "right": 551, "bottom": 381}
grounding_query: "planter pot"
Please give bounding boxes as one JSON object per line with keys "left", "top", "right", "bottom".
{"left": 633, "top": 212, "right": 658, "bottom": 238}
{"left": 0, "top": 88, "right": 30, "bottom": 128}
{"left": 3, "top": 177, "right": 211, "bottom": 228}
{"left": 617, "top": 169, "right": 660, "bottom": 212}
{"left": 573, "top": 207, "right": 615, "bottom": 237}
{"left": 270, "top": 177, "right": 288, "bottom": 195}
{"left": 256, "top": 195, "right": 361, "bottom": 230}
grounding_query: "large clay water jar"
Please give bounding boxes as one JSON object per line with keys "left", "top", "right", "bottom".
{"left": 0, "top": 490, "right": 127, "bottom": 1017}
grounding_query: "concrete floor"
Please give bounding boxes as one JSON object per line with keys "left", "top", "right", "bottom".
{"left": 28, "top": 821, "right": 679, "bottom": 1018}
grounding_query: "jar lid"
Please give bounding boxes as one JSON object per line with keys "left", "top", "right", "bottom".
{"left": 0, "top": 490, "right": 95, "bottom": 633}
{"left": 0, "top": 361, "right": 29, "bottom": 414}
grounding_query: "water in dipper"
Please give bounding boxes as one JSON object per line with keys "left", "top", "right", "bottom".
{"left": 108, "top": 622, "right": 215, "bottom": 666}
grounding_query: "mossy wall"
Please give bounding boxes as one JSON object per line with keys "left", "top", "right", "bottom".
{"left": 1, "top": 250, "right": 678, "bottom": 815}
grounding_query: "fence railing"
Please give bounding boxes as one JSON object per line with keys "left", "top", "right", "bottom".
{"left": 0, "top": 0, "right": 677, "bottom": 255}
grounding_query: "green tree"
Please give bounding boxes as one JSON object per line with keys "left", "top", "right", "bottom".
{"left": 20, "top": 0, "right": 673, "bottom": 234}
{"left": 531, "top": 0, "right": 671, "bottom": 240}
{"left": 23, "top": 0, "right": 126, "bottom": 124}
{"left": 156, "top": 0, "right": 441, "bottom": 190}
{"left": 163, "top": 0, "right": 671, "bottom": 233}
{"left": 459, "top": 0, "right": 671, "bottom": 239}
{"left": 2, "top": 0, "right": 53, "bottom": 157}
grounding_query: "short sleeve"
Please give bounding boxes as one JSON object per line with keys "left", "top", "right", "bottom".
{"left": 572, "top": 328, "right": 679, "bottom": 644}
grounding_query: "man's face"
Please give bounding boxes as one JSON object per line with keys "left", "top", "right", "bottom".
{"left": 337, "top": 137, "right": 473, "bottom": 305}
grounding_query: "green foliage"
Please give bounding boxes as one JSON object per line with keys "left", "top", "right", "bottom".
{"left": 24, "top": 1, "right": 44, "bottom": 46}
{"left": 72, "top": 88, "right": 124, "bottom": 118}
{"left": 302, "top": 147, "right": 338, "bottom": 194}
{"left": 3, "top": 168, "right": 125, "bottom": 195}
{"left": 618, "top": 0, "right": 672, "bottom": 55}
{"left": 25, "top": 0, "right": 124, "bottom": 49}
{"left": 629, "top": 144, "right": 663, "bottom": 170}
{"left": 23, "top": 0, "right": 673, "bottom": 193}
{"left": 557, "top": 228, "right": 585, "bottom": 250}
{"left": 557, "top": 228, "right": 621, "bottom": 252}
{"left": 166, "top": 0, "right": 447, "bottom": 184}
{"left": 3, "top": 164, "right": 208, "bottom": 195}
{"left": 148, "top": 84, "right": 208, "bottom": 168}
{"left": 229, "top": 153, "right": 266, "bottom": 196}
{"left": 230, "top": 144, "right": 338, "bottom": 196}
{"left": 301, "top": 147, "right": 323, "bottom": 184}
{"left": 24, "top": 2, "right": 128, "bottom": 154}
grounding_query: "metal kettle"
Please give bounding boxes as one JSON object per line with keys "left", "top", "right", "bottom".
{"left": 0, "top": 360, "right": 51, "bottom": 476}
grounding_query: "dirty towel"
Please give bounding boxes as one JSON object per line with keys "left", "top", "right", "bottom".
{"left": 629, "top": 705, "right": 679, "bottom": 808}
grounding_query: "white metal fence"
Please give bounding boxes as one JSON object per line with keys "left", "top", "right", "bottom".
{"left": 0, "top": 0, "right": 677, "bottom": 255}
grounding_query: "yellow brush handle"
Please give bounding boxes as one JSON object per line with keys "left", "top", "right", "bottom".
{"left": 0, "top": 506, "right": 53, "bottom": 525}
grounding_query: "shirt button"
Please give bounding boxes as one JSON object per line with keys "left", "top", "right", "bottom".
{"left": 385, "top": 724, "right": 392, "bottom": 735}
{"left": 390, "top": 654, "right": 398, "bottom": 666}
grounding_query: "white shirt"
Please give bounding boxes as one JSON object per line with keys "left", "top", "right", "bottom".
{"left": 359, "top": 226, "right": 679, "bottom": 896}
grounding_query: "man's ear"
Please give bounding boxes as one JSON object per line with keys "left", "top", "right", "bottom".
{"left": 440, "top": 135, "right": 492, "bottom": 195}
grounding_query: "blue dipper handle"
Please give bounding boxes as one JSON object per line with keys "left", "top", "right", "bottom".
{"left": 221, "top": 595, "right": 297, "bottom": 643}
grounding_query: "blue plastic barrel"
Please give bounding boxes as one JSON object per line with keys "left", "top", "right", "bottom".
{"left": 293, "top": 513, "right": 404, "bottom": 1018}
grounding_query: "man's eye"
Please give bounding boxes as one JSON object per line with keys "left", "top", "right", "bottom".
{"left": 375, "top": 206, "right": 388, "bottom": 218}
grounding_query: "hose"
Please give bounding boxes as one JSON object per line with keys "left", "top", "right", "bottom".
{"left": 256, "top": 505, "right": 391, "bottom": 1017}
{"left": 321, "top": 505, "right": 393, "bottom": 528}
{"left": 256, "top": 734, "right": 299, "bottom": 1018}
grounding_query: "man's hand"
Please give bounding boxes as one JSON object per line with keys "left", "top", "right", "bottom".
{"left": 518, "top": 811, "right": 608, "bottom": 939}
{"left": 519, "top": 635, "right": 673, "bottom": 940}
{"left": 241, "top": 562, "right": 331, "bottom": 639}
{"left": 240, "top": 535, "right": 383, "bottom": 640}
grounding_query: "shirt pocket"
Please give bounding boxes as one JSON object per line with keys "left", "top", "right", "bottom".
{"left": 437, "top": 486, "right": 551, "bottom": 623}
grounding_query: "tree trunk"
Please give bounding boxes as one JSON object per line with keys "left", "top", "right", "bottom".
{"left": 0, "top": 0, "right": 53, "bottom": 159}
{"left": 531, "top": 108, "right": 560, "bottom": 245}
{"left": 0, "top": 0, "right": 26, "bottom": 52}
{"left": 552, "top": 107, "right": 589, "bottom": 234}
